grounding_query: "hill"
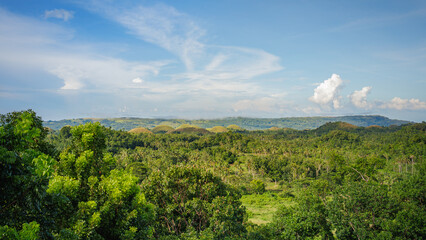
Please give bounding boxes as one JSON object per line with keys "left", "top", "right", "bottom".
{"left": 168, "top": 127, "right": 212, "bottom": 135}
{"left": 43, "top": 115, "right": 411, "bottom": 131}
{"left": 151, "top": 125, "right": 175, "bottom": 134}
{"left": 128, "top": 127, "right": 153, "bottom": 134}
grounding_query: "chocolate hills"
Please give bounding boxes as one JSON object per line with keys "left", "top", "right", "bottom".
{"left": 44, "top": 115, "right": 411, "bottom": 131}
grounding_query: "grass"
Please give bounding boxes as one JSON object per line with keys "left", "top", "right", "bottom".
{"left": 241, "top": 191, "right": 294, "bottom": 225}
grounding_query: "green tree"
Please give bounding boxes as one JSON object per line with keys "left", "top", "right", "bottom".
{"left": 0, "top": 110, "right": 56, "bottom": 239}
{"left": 269, "top": 189, "right": 332, "bottom": 240}
{"left": 387, "top": 161, "right": 426, "bottom": 239}
{"left": 0, "top": 221, "right": 40, "bottom": 240}
{"left": 250, "top": 179, "right": 265, "bottom": 194}
{"left": 48, "top": 123, "right": 155, "bottom": 239}
{"left": 327, "top": 181, "right": 396, "bottom": 239}
{"left": 142, "top": 166, "right": 247, "bottom": 239}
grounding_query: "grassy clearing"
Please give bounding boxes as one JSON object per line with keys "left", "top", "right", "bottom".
{"left": 241, "top": 192, "right": 294, "bottom": 225}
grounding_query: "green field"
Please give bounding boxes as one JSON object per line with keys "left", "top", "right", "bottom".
{"left": 241, "top": 192, "right": 294, "bottom": 225}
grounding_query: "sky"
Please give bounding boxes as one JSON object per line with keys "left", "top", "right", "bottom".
{"left": 0, "top": 0, "right": 425, "bottom": 121}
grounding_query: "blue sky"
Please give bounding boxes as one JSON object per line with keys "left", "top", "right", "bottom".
{"left": 0, "top": 0, "right": 425, "bottom": 121}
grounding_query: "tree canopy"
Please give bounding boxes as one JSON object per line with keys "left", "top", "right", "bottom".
{"left": 1, "top": 109, "right": 425, "bottom": 239}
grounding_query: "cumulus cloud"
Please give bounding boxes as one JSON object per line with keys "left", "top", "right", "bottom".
{"left": 44, "top": 9, "right": 74, "bottom": 21}
{"left": 379, "top": 97, "right": 426, "bottom": 110}
{"left": 49, "top": 65, "right": 86, "bottom": 90}
{"left": 349, "top": 86, "right": 372, "bottom": 108}
{"left": 309, "top": 74, "right": 343, "bottom": 109}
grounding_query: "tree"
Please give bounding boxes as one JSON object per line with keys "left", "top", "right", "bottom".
{"left": 47, "top": 123, "right": 155, "bottom": 239}
{"left": 0, "top": 110, "right": 56, "bottom": 239}
{"left": 269, "top": 189, "right": 332, "bottom": 240}
{"left": 327, "top": 181, "right": 396, "bottom": 239}
{"left": 387, "top": 161, "right": 426, "bottom": 239}
{"left": 250, "top": 179, "right": 265, "bottom": 194}
{"left": 142, "top": 166, "right": 247, "bottom": 239}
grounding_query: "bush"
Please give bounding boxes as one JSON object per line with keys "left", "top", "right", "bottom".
{"left": 250, "top": 179, "right": 266, "bottom": 194}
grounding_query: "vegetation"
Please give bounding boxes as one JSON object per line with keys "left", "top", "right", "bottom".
{"left": 128, "top": 127, "right": 153, "bottom": 134}
{"left": 207, "top": 126, "right": 228, "bottom": 133}
{"left": 152, "top": 125, "right": 175, "bottom": 134}
{"left": 1, "top": 109, "right": 424, "bottom": 239}
{"left": 44, "top": 115, "right": 410, "bottom": 131}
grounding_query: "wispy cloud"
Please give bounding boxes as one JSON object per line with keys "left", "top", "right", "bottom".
{"left": 0, "top": 6, "right": 284, "bottom": 118}
{"left": 67, "top": 0, "right": 285, "bottom": 115}
{"left": 83, "top": 1, "right": 282, "bottom": 79}
{"left": 329, "top": 8, "right": 426, "bottom": 32}
{"left": 108, "top": 3, "right": 204, "bottom": 71}
{"left": 175, "top": 46, "right": 283, "bottom": 88}
{"left": 233, "top": 97, "right": 278, "bottom": 112}
{"left": 379, "top": 97, "right": 426, "bottom": 110}
{"left": 309, "top": 74, "right": 343, "bottom": 109}
{"left": 44, "top": 9, "right": 74, "bottom": 21}
{"left": 0, "top": 7, "right": 168, "bottom": 91}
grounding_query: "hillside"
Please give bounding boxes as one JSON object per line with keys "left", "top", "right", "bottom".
{"left": 43, "top": 115, "right": 411, "bottom": 131}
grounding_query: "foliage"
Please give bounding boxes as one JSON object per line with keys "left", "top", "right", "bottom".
{"left": 0, "top": 110, "right": 55, "bottom": 239}
{"left": 0, "top": 221, "right": 40, "bottom": 240}
{"left": 327, "top": 181, "right": 395, "bottom": 239}
{"left": 2, "top": 110, "right": 425, "bottom": 239}
{"left": 142, "top": 166, "right": 247, "bottom": 239}
{"left": 269, "top": 189, "right": 332, "bottom": 240}
{"left": 47, "top": 122, "right": 156, "bottom": 239}
{"left": 250, "top": 180, "right": 266, "bottom": 194}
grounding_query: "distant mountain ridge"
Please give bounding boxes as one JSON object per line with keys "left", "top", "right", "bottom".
{"left": 44, "top": 115, "right": 411, "bottom": 131}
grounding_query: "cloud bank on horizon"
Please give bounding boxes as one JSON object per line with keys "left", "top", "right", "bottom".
{"left": 0, "top": 0, "right": 425, "bottom": 121}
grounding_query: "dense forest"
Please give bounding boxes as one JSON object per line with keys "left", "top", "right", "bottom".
{"left": 1, "top": 110, "right": 425, "bottom": 239}
{"left": 43, "top": 115, "right": 410, "bottom": 131}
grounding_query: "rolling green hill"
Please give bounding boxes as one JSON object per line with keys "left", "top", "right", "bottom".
{"left": 43, "top": 115, "right": 411, "bottom": 131}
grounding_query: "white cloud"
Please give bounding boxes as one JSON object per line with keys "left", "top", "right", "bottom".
{"left": 49, "top": 65, "right": 86, "bottom": 90}
{"left": 47, "top": 58, "right": 167, "bottom": 90}
{"left": 112, "top": 4, "right": 204, "bottom": 70}
{"left": 349, "top": 86, "right": 372, "bottom": 108}
{"left": 86, "top": 2, "right": 282, "bottom": 79}
{"left": 233, "top": 97, "right": 276, "bottom": 112}
{"left": 232, "top": 92, "right": 290, "bottom": 114}
{"left": 94, "top": 1, "right": 284, "bottom": 98}
{"left": 309, "top": 73, "right": 343, "bottom": 109}
{"left": 173, "top": 46, "right": 282, "bottom": 90}
{"left": 132, "top": 77, "right": 143, "bottom": 84}
{"left": 0, "top": 8, "right": 72, "bottom": 46}
{"left": 44, "top": 9, "right": 74, "bottom": 21}
{"left": 300, "top": 106, "right": 323, "bottom": 115}
{"left": 205, "top": 54, "right": 228, "bottom": 71}
{"left": 379, "top": 97, "right": 426, "bottom": 110}
{"left": 0, "top": 5, "right": 285, "bottom": 118}
{"left": 0, "top": 8, "right": 169, "bottom": 91}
